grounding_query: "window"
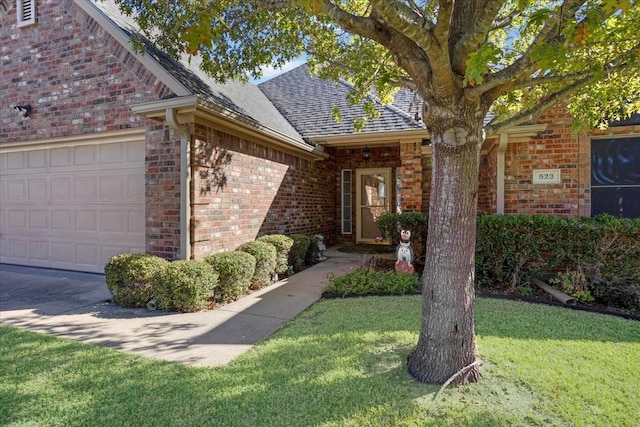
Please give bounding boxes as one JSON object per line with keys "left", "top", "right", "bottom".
{"left": 341, "top": 169, "right": 352, "bottom": 234}
{"left": 591, "top": 137, "right": 640, "bottom": 218}
{"left": 16, "top": 0, "right": 36, "bottom": 28}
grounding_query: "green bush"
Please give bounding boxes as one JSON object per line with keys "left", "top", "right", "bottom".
{"left": 288, "top": 234, "right": 311, "bottom": 272}
{"left": 104, "top": 253, "right": 168, "bottom": 308}
{"left": 258, "top": 234, "right": 294, "bottom": 275}
{"left": 323, "top": 267, "right": 420, "bottom": 297}
{"left": 377, "top": 211, "right": 428, "bottom": 243}
{"left": 305, "top": 235, "right": 320, "bottom": 266}
{"left": 475, "top": 214, "right": 550, "bottom": 290}
{"left": 377, "top": 211, "right": 428, "bottom": 258}
{"left": 236, "top": 240, "right": 277, "bottom": 289}
{"left": 475, "top": 214, "right": 640, "bottom": 310}
{"left": 152, "top": 260, "right": 219, "bottom": 312}
{"left": 204, "top": 251, "right": 256, "bottom": 303}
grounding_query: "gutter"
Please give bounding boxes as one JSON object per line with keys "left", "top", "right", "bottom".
{"left": 132, "top": 96, "right": 328, "bottom": 160}
{"left": 166, "top": 108, "right": 192, "bottom": 260}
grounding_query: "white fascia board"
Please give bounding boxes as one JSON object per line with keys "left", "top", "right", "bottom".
{"left": 310, "top": 129, "right": 429, "bottom": 147}
{"left": 131, "top": 96, "right": 328, "bottom": 160}
{"left": 482, "top": 124, "right": 548, "bottom": 153}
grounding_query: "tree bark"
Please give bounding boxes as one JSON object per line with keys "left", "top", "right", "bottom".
{"left": 407, "top": 110, "right": 482, "bottom": 385}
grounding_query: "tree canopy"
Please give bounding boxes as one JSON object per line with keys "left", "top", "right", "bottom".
{"left": 114, "top": 0, "right": 640, "bottom": 132}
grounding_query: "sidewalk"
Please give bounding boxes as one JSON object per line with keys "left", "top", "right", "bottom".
{"left": 0, "top": 249, "right": 365, "bottom": 367}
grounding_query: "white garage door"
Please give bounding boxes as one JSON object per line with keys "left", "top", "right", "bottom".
{"left": 0, "top": 131, "right": 146, "bottom": 273}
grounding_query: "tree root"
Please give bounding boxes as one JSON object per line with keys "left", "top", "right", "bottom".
{"left": 433, "top": 359, "right": 483, "bottom": 400}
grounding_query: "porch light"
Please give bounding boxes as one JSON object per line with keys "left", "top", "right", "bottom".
{"left": 362, "top": 146, "right": 371, "bottom": 161}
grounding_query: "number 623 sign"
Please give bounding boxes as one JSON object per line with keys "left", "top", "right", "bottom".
{"left": 532, "top": 169, "right": 561, "bottom": 184}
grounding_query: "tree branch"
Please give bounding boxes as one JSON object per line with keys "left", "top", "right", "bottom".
{"left": 474, "top": 39, "right": 640, "bottom": 102}
{"left": 449, "top": 0, "right": 505, "bottom": 75}
{"left": 485, "top": 76, "right": 591, "bottom": 137}
{"left": 433, "top": 0, "right": 453, "bottom": 47}
{"left": 369, "top": 0, "right": 436, "bottom": 53}
{"left": 491, "top": 9, "right": 522, "bottom": 31}
{"left": 471, "top": 0, "right": 588, "bottom": 99}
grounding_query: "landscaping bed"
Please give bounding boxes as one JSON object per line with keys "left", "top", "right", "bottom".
{"left": 322, "top": 255, "right": 640, "bottom": 321}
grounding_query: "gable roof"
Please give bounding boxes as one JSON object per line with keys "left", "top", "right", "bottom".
{"left": 83, "top": 0, "right": 304, "bottom": 145}
{"left": 258, "top": 64, "right": 426, "bottom": 139}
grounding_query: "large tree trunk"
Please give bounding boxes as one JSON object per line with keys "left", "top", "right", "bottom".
{"left": 407, "top": 109, "right": 483, "bottom": 385}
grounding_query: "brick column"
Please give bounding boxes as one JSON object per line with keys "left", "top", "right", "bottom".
{"left": 399, "top": 141, "right": 423, "bottom": 212}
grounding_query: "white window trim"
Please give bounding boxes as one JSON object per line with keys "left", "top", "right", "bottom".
{"left": 16, "top": 0, "right": 36, "bottom": 28}
{"left": 341, "top": 169, "right": 352, "bottom": 234}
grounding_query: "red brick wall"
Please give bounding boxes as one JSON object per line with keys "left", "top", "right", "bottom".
{"left": 190, "top": 125, "right": 337, "bottom": 258}
{"left": 478, "top": 147, "right": 498, "bottom": 213}
{"left": 0, "top": 0, "right": 173, "bottom": 142}
{"left": 399, "top": 142, "right": 423, "bottom": 212}
{"left": 145, "top": 126, "right": 182, "bottom": 259}
{"left": 503, "top": 103, "right": 582, "bottom": 216}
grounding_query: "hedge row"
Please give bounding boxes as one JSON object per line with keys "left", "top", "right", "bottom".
{"left": 105, "top": 233, "right": 322, "bottom": 312}
{"left": 378, "top": 212, "right": 640, "bottom": 310}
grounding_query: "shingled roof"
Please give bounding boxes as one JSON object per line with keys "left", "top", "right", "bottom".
{"left": 88, "top": 0, "right": 305, "bottom": 145}
{"left": 259, "top": 64, "right": 425, "bottom": 139}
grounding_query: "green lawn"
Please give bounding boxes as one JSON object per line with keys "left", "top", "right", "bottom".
{"left": 1, "top": 297, "right": 639, "bottom": 426}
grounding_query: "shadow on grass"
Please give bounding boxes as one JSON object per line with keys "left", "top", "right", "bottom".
{"left": 1, "top": 319, "right": 528, "bottom": 427}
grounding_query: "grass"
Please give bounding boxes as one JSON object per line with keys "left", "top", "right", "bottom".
{"left": 1, "top": 296, "right": 639, "bottom": 426}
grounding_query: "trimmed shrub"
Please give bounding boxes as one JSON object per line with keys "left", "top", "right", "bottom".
{"left": 475, "top": 214, "right": 549, "bottom": 290}
{"left": 288, "top": 234, "right": 311, "bottom": 272}
{"left": 104, "top": 253, "right": 168, "bottom": 308}
{"left": 152, "top": 260, "right": 219, "bottom": 312}
{"left": 205, "top": 251, "right": 256, "bottom": 303}
{"left": 377, "top": 211, "right": 428, "bottom": 258}
{"left": 305, "top": 235, "right": 320, "bottom": 266}
{"left": 258, "top": 234, "right": 294, "bottom": 274}
{"left": 236, "top": 240, "right": 277, "bottom": 289}
{"left": 474, "top": 214, "right": 640, "bottom": 310}
{"left": 323, "top": 267, "right": 420, "bottom": 297}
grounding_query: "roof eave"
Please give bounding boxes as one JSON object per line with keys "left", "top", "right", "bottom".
{"left": 482, "top": 124, "right": 548, "bottom": 154}
{"left": 131, "top": 96, "right": 328, "bottom": 161}
{"left": 309, "top": 128, "right": 429, "bottom": 148}
{"left": 76, "top": 0, "right": 191, "bottom": 97}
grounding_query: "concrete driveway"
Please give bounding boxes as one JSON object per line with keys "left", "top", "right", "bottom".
{"left": 0, "top": 251, "right": 363, "bottom": 367}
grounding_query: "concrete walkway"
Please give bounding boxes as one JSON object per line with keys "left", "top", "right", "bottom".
{"left": 0, "top": 249, "right": 367, "bottom": 367}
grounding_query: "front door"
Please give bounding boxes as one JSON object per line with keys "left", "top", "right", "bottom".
{"left": 356, "top": 168, "right": 391, "bottom": 243}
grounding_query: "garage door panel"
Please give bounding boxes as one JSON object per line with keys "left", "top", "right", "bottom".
{"left": 7, "top": 180, "right": 26, "bottom": 199}
{"left": 28, "top": 178, "right": 48, "bottom": 199}
{"left": 6, "top": 152, "right": 25, "bottom": 170}
{"left": 29, "top": 210, "right": 49, "bottom": 229}
{"left": 51, "top": 147, "right": 72, "bottom": 167}
{"left": 0, "top": 136, "right": 145, "bottom": 273}
{"left": 52, "top": 210, "right": 72, "bottom": 231}
{"left": 28, "top": 150, "right": 47, "bottom": 168}
{"left": 30, "top": 241, "right": 50, "bottom": 261}
{"left": 8, "top": 209, "right": 27, "bottom": 228}
{"left": 74, "top": 145, "right": 98, "bottom": 165}
{"left": 100, "top": 175, "right": 125, "bottom": 198}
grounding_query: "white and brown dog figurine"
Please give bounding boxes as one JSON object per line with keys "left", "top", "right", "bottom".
{"left": 395, "top": 229, "right": 415, "bottom": 274}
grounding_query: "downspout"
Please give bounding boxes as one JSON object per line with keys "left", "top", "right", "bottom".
{"left": 496, "top": 133, "right": 509, "bottom": 215}
{"left": 166, "top": 108, "right": 192, "bottom": 260}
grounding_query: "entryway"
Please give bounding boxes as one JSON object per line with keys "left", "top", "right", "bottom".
{"left": 355, "top": 168, "right": 391, "bottom": 244}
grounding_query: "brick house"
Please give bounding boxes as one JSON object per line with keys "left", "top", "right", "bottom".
{"left": 1, "top": 0, "right": 639, "bottom": 273}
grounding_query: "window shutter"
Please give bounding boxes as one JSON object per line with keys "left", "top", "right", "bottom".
{"left": 16, "top": 0, "right": 36, "bottom": 28}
